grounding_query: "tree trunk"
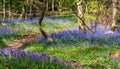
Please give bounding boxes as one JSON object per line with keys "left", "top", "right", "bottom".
{"left": 111, "top": 0, "right": 118, "bottom": 31}
{"left": 19, "top": 7, "right": 25, "bottom": 20}
{"left": 77, "top": 0, "right": 85, "bottom": 30}
{"left": 58, "top": 1, "right": 62, "bottom": 14}
{"left": 70, "top": 9, "right": 72, "bottom": 13}
{"left": 52, "top": 0, "right": 54, "bottom": 13}
{"left": 37, "top": 1, "right": 52, "bottom": 41}
{"left": 46, "top": 1, "right": 48, "bottom": 11}
{"left": 8, "top": 0, "right": 12, "bottom": 19}
{"left": 3, "top": 0, "right": 6, "bottom": 22}
{"left": 29, "top": 0, "right": 32, "bottom": 20}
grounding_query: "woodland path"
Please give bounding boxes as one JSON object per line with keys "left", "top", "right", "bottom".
{"left": 7, "top": 26, "right": 64, "bottom": 49}
{"left": 7, "top": 33, "right": 40, "bottom": 49}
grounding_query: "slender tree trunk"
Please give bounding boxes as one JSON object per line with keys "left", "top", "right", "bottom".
{"left": 29, "top": 0, "right": 32, "bottom": 20}
{"left": 37, "top": 1, "right": 52, "bottom": 41}
{"left": 70, "top": 9, "right": 72, "bottom": 13}
{"left": 46, "top": 1, "right": 48, "bottom": 11}
{"left": 3, "top": 0, "right": 5, "bottom": 22}
{"left": 52, "top": 0, "right": 54, "bottom": 13}
{"left": 77, "top": 0, "right": 85, "bottom": 30}
{"left": 1, "top": 0, "right": 7, "bottom": 28}
{"left": 58, "top": 1, "right": 62, "bottom": 14}
{"left": 19, "top": 6, "right": 25, "bottom": 20}
{"left": 111, "top": 0, "right": 118, "bottom": 31}
{"left": 8, "top": 0, "right": 12, "bottom": 19}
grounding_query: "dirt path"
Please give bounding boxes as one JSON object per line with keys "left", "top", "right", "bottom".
{"left": 7, "top": 33, "right": 40, "bottom": 49}
{"left": 7, "top": 26, "right": 76, "bottom": 49}
{"left": 7, "top": 29, "right": 61, "bottom": 49}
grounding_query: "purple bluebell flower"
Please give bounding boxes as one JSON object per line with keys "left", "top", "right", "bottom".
{"left": 0, "top": 48, "right": 51, "bottom": 61}
{"left": 51, "top": 56, "right": 59, "bottom": 62}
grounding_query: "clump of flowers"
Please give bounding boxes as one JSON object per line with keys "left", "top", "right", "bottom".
{"left": 0, "top": 48, "right": 50, "bottom": 60}
{"left": 0, "top": 47, "right": 80, "bottom": 68}
{"left": 36, "top": 26, "right": 120, "bottom": 46}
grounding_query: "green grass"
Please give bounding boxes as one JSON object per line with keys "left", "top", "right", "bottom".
{"left": 41, "top": 19, "right": 78, "bottom": 32}
{"left": 10, "top": 19, "right": 78, "bottom": 33}
{"left": 49, "top": 13, "right": 78, "bottom": 22}
{"left": 49, "top": 13, "right": 97, "bottom": 23}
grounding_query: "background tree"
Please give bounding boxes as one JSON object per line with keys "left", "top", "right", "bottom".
{"left": 77, "top": 0, "right": 85, "bottom": 30}
{"left": 45, "top": 0, "right": 48, "bottom": 11}
{"left": 8, "top": 0, "right": 12, "bottom": 19}
{"left": 111, "top": 0, "right": 118, "bottom": 31}
{"left": 52, "top": 0, "right": 54, "bottom": 13}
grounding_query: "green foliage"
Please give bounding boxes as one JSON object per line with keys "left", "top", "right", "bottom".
{"left": 41, "top": 18, "right": 77, "bottom": 32}
{"left": 87, "top": 1, "right": 99, "bottom": 13}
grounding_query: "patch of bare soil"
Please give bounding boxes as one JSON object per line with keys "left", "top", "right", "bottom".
{"left": 109, "top": 51, "right": 120, "bottom": 60}
{"left": 7, "top": 33, "right": 40, "bottom": 49}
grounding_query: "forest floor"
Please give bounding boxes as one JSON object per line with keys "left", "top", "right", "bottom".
{"left": 1, "top": 14, "right": 120, "bottom": 68}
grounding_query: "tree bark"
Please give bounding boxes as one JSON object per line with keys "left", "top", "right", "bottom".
{"left": 77, "top": 0, "right": 85, "bottom": 30}
{"left": 29, "top": 0, "right": 32, "bottom": 20}
{"left": 46, "top": 1, "right": 48, "bottom": 11}
{"left": 70, "top": 9, "right": 72, "bottom": 13}
{"left": 3, "top": 0, "right": 6, "bottom": 22}
{"left": 52, "top": 0, "right": 54, "bottom": 13}
{"left": 8, "top": 0, "right": 12, "bottom": 19}
{"left": 58, "top": 1, "right": 62, "bottom": 14}
{"left": 111, "top": 0, "right": 118, "bottom": 31}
